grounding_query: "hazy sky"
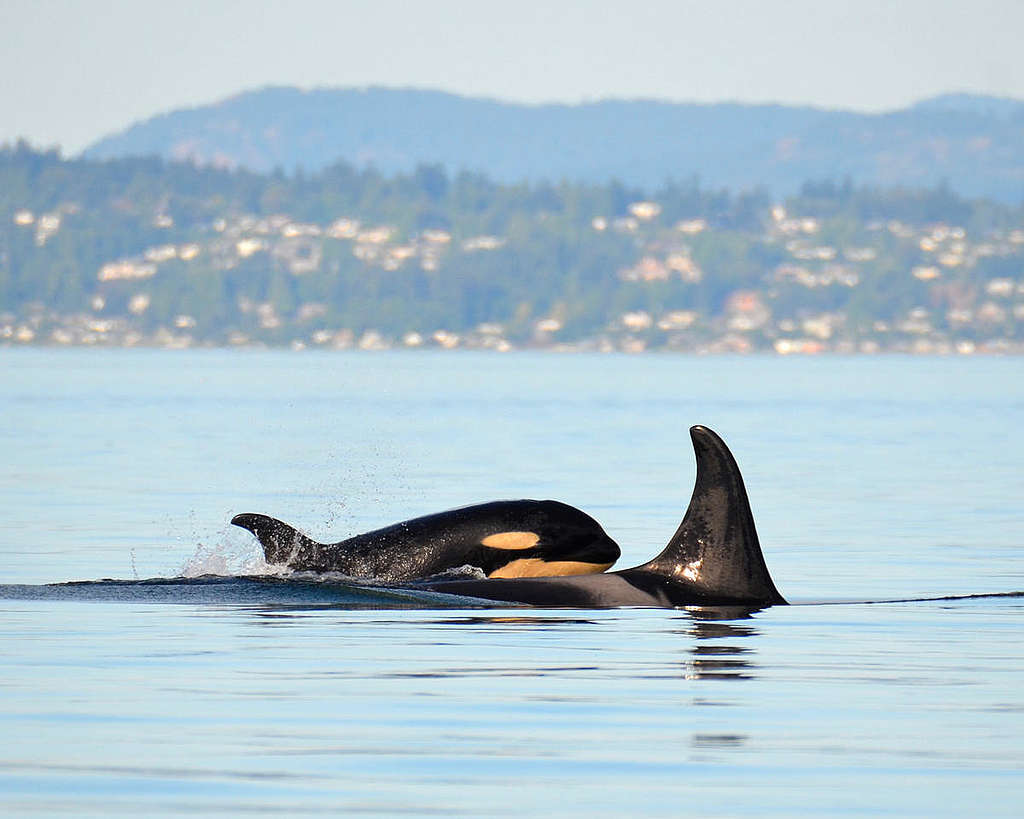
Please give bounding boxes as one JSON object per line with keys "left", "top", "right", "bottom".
{"left": 4, "top": 0, "right": 1023, "bottom": 154}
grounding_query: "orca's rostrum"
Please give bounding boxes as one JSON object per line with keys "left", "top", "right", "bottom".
{"left": 232, "top": 425, "right": 786, "bottom": 608}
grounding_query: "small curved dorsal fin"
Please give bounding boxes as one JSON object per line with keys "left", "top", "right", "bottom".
{"left": 231, "top": 513, "right": 320, "bottom": 565}
{"left": 637, "top": 426, "right": 786, "bottom": 605}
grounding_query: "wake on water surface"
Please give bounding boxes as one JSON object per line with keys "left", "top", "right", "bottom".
{"left": 0, "top": 574, "right": 1020, "bottom": 611}
{"left": 0, "top": 574, "right": 502, "bottom": 608}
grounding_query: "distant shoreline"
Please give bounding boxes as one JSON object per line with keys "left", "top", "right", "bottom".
{"left": 4, "top": 340, "right": 1023, "bottom": 355}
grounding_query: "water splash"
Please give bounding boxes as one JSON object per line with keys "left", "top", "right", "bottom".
{"left": 181, "top": 531, "right": 291, "bottom": 578}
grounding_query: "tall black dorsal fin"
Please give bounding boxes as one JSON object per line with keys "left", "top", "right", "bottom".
{"left": 637, "top": 426, "right": 785, "bottom": 605}
{"left": 231, "top": 513, "right": 320, "bottom": 565}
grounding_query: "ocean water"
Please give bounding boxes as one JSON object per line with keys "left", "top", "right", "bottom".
{"left": 1, "top": 350, "right": 1023, "bottom": 815}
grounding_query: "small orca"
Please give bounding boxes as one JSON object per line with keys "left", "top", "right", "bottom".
{"left": 231, "top": 500, "right": 620, "bottom": 583}
{"left": 412, "top": 426, "right": 787, "bottom": 607}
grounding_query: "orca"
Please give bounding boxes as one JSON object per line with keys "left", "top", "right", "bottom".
{"left": 231, "top": 499, "right": 620, "bottom": 583}
{"left": 411, "top": 426, "right": 787, "bottom": 607}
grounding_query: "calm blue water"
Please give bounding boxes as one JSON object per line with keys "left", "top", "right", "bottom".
{"left": 2, "top": 350, "right": 1023, "bottom": 815}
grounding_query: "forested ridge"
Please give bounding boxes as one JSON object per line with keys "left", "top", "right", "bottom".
{"left": 3, "top": 144, "right": 1023, "bottom": 352}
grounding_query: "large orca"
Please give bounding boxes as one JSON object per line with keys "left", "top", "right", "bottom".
{"left": 411, "top": 426, "right": 787, "bottom": 607}
{"left": 231, "top": 499, "right": 620, "bottom": 583}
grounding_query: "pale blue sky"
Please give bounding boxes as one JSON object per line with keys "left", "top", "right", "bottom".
{"left": 4, "top": 0, "right": 1023, "bottom": 154}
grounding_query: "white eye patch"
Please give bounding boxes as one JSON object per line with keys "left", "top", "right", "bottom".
{"left": 480, "top": 531, "right": 540, "bottom": 550}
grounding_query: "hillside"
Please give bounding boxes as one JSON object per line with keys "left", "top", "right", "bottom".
{"left": 82, "top": 87, "right": 1024, "bottom": 202}
{"left": 3, "top": 146, "right": 1023, "bottom": 353}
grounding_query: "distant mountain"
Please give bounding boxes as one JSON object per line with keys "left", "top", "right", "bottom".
{"left": 84, "top": 87, "right": 1024, "bottom": 201}
{"left": 910, "top": 92, "right": 1024, "bottom": 119}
